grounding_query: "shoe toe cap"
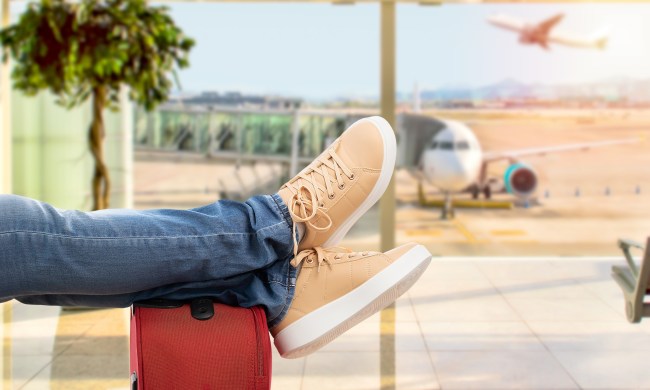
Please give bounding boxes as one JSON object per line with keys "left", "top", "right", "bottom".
{"left": 338, "top": 117, "right": 396, "bottom": 171}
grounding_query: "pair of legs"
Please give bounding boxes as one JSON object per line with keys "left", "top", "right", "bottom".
{"left": 0, "top": 117, "right": 432, "bottom": 358}
{"left": 0, "top": 193, "right": 297, "bottom": 329}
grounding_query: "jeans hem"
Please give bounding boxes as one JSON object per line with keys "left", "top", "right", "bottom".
{"left": 267, "top": 255, "right": 298, "bottom": 329}
{"left": 266, "top": 193, "right": 299, "bottom": 328}
{"left": 270, "top": 193, "right": 293, "bottom": 229}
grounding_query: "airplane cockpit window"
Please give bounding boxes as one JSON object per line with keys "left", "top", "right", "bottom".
{"left": 439, "top": 141, "right": 454, "bottom": 150}
{"left": 430, "top": 140, "right": 459, "bottom": 150}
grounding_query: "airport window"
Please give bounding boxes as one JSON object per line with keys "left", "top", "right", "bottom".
{"left": 457, "top": 141, "right": 470, "bottom": 150}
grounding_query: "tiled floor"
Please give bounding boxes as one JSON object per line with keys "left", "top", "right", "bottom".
{"left": 3, "top": 256, "right": 650, "bottom": 390}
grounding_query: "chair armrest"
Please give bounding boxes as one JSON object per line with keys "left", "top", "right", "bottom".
{"left": 612, "top": 237, "right": 650, "bottom": 323}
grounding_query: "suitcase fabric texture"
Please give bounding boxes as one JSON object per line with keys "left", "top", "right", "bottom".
{"left": 130, "top": 298, "right": 271, "bottom": 390}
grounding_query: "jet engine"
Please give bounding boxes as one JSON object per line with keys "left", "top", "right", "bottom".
{"left": 503, "top": 163, "right": 538, "bottom": 198}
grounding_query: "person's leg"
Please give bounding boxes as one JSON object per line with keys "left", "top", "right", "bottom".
{"left": 0, "top": 193, "right": 294, "bottom": 303}
{"left": 3, "top": 115, "right": 396, "bottom": 329}
{"left": 14, "top": 252, "right": 297, "bottom": 328}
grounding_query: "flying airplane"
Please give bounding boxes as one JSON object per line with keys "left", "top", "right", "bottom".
{"left": 487, "top": 13, "right": 609, "bottom": 50}
{"left": 398, "top": 114, "right": 637, "bottom": 219}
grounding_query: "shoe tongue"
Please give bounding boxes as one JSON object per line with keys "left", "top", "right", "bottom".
{"left": 334, "top": 142, "right": 355, "bottom": 171}
{"left": 298, "top": 143, "right": 340, "bottom": 192}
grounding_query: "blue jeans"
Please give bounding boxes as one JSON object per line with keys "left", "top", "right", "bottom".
{"left": 0, "top": 194, "right": 297, "bottom": 328}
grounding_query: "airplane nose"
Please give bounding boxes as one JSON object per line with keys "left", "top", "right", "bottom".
{"left": 429, "top": 154, "right": 471, "bottom": 191}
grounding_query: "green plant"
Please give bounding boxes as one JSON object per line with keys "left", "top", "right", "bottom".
{"left": 0, "top": 0, "right": 194, "bottom": 209}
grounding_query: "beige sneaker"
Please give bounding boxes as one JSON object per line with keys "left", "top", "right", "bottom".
{"left": 278, "top": 116, "right": 396, "bottom": 254}
{"left": 270, "top": 242, "right": 432, "bottom": 359}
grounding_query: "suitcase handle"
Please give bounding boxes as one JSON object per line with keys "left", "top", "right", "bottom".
{"left": 190, "top": 298, "right": 215, "bottom": 320}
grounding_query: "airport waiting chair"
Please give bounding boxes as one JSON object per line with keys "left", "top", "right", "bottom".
{"left": 612, "top": 238, "right": 650, "bottom": 323}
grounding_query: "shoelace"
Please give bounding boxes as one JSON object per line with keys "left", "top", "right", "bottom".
{"left": 292, "top": 246, "right": 360, "bottom": 272}
{"left": 284, "top": 141, "right": 355, "bottom": 255}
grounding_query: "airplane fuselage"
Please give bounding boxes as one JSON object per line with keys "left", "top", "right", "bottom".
{"left": 420, "top": 120, "right": 483, "bottom": 192}
{"left": 519, "top": 25, "right": 549, "bottom": 47}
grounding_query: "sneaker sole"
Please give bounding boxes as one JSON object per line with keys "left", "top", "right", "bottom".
{"left": 274, "top": 244, "right": 432, "bottom": 359}
{"left": 321, "top": 116, "right": 397, "bottom": 248}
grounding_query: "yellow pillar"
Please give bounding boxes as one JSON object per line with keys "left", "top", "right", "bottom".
{"left": 0, "top": 0, "right": 11, "bottom": 195}
{"left": 1, "top": 3, "right": 14, "bottom": 383}
{"left": 2, "top": 302, "right": 12, "bottom": 390}
{"left": 379, "top": 3, "right": 396, "bottom": 390}
{"left": 379, "top": 0, "right": 396, "bottom": 253}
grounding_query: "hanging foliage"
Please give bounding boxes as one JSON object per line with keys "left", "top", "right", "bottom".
{"left": 0, "top": 0, "right": 195, "bottom": 209}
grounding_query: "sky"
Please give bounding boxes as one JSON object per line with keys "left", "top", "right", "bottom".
{"left": 162, "top": 3, "right": 650, "bottom": 100}
{"left": 12, "top": 2, "right": 650, "bottom": 101}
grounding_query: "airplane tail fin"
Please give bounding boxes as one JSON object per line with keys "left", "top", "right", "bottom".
{"left": 538, "top": 13, "right": 564, "bottom": 35}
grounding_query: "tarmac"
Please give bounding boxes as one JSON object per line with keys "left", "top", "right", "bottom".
{"left": 2, "top": 109, "right": 650, "bottom": 389}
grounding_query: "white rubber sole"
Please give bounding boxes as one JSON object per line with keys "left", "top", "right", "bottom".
{"left": 274, "top": 244, "right": 432, "bottom": 359}
{"left": 322, "top": 116, "right": 397, "bottom": 248}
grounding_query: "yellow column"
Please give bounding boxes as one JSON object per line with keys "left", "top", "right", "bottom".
{"left": 0, "top": 0, "right": 11, "bottom": 195}
{"left": 2, "top": 302, "right": 12, "bottom": 390}
{"left": 0, "top": 3, "right": 12, "bottom": 383}
{"left": 379, "top": 2, "right": 396, "bottom": 390}
{"left": 379, "top": 0, "right": 396, "bottom": 253}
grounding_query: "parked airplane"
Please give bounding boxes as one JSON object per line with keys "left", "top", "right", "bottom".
{"left": 398, "top": 114, "right": 637, "bottom": 219}
{"left": 487, "top": 13, "right": 608, "bottom": 50}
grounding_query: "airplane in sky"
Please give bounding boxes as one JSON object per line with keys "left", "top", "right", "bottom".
{"left": 398, "top": 114, "right": 637, "bottom": 219}
{"left": 487, "top": 13, "right": 609, "bottom": 50}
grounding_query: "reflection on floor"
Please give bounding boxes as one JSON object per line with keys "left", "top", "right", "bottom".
{"left": 4, "top": 257, "right": 650, "bottom": 390}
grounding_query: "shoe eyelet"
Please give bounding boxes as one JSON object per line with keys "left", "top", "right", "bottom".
{"left": 338, "top": 183, "right": 345, "bottom": 190}
{"left": 334, "top": 255, "right": 342, "bottom": 260}
{"left": 306, "top": 258, "right": 314, "bottom": 264}
{"left": 319, "top": 202, "right": 324, "bottom": 207}
{"left": 349, "top": 173, "right": 355, "bottom": 180}
{"left": 328, "top": 193, "right": 335, "bottom": 200}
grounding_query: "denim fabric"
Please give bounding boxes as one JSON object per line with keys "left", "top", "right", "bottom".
{"left": 0, "top": 193, "right": 297, "bottom": 328}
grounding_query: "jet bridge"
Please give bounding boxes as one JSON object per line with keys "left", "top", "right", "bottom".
{"left": 134, "top": 105, "right": 362, "bottom": 200}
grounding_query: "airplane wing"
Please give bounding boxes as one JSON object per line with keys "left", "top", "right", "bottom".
{"left": 483, "top": 137, "right": 639, "bottom": 163}
{"left": 487, "top": 14, "right": 527, "bottom": 32}
{"left": 397, "top": 113, "right": 447, "bottom": 168}
{"left": 549, "top": 31, "right": 609, "bottom": 50}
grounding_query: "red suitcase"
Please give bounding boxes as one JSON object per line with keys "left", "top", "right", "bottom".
{"left": 130, "top": 298, "right": 271, "bottom": 390}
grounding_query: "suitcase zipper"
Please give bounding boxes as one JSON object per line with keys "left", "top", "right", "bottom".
{"left": 251, "top": 308, "right": 265, "bottom": 378}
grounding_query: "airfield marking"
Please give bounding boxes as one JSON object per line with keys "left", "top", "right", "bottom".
{"left": 405, "top": 229, "right": 443, "bottom": 237}
{"left": 453, "top": 218, "right": 479, "bottom": 243}
{"left": 490, "top": 229, "right": 527, "bottom": 236}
